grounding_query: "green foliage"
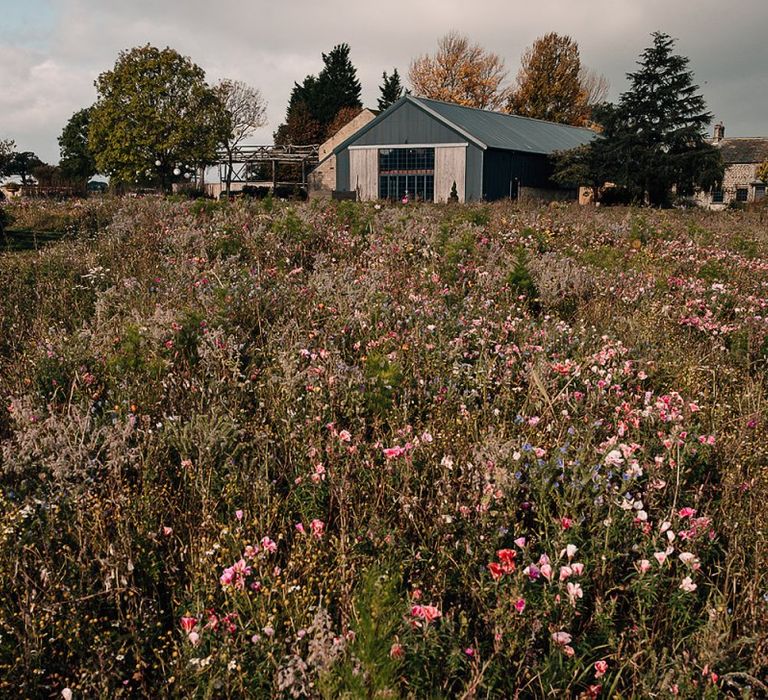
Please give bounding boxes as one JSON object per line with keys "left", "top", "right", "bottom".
{"left": 58, "top": 108, "right": 97, "bottom": 183}
{"left": 4, "top": 151, "right": 44, "bottom": 184}
{"left": 377, "top": 68, "right": 405, "bottom": 111}
{"left": 697, "top": 259, "right": 728, "bottom": 282}
{"left": 507, "top": 247, "right": 539, "bottom": 302}
{"left": 89, "top": 44, "right": 229, "bottom": 189}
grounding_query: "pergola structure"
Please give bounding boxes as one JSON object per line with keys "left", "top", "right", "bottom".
{"left": 215, "top": 144, "right": 320, "bottom": 190}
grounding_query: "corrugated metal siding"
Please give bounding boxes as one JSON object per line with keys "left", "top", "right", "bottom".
{"left": 351, "top": 101, "right": 469, "bottom": 147}
{"left": 482, "top": 149, "right": 554, "bottom": 200}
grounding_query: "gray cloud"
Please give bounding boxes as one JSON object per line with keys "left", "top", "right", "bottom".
{"left": 2, "top": 0, "right": 766, "bottom": 163}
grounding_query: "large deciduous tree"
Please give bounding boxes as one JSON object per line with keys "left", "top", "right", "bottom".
{"left": 59, "top": 108, "right": 97, "bottom": 184}
{"left": 89, "top": 45, "right": 229, "bottom": 190}
{"left": 509, "top": 33, "right": 608, "bottom": 126}
{"left": 5, "top": 151, "right": 43, "bottom": 185}
{"left": 378, "top": 69, "right": 405, "bottom": 111}
{"left": 408, "top": 32, "right": 509, "bottom": 110}
{"left": 276, "top": 44, "right": 362, "bottom": 145}
{"left": 215, "top": 79, "right": 268, "bottom": 196}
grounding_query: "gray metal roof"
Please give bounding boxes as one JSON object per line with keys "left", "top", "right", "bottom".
{"left": 413, "top": 97, "right": 596, "bottom": 154}
{"left": 332, "top": 95, "right": 597, "bottom": 155}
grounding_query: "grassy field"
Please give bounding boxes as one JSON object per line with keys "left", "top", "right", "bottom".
{"left": 0, "top": 197, "right": 766, "bottom": 698}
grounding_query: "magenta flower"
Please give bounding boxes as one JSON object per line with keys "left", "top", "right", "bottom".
{"left": 514, "top": 598, "right": 526, "bottom": 613}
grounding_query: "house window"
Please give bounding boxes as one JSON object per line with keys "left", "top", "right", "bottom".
{"left": 736, "top": 187, "right": 749, "bottom": 202}
{"left": 712, "top": 189, "right": 724, "bottom": 203}
{"left": 754, "top": 184, "right": 766, "bottom": 201}
{"left": 378, "top": 148, "right": 435, "bottom": 201}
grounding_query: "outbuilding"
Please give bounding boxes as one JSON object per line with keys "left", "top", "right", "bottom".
{"left": 333, "top": 95, "right": 596, "bottom": 202}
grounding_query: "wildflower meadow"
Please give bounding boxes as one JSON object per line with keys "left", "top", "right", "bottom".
{"left": 0, "top": 197, "right": 766, "bottom": 698}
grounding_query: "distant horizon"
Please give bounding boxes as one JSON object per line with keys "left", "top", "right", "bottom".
{"left": 2, "top": 0, "right": 767, "bottom": 165}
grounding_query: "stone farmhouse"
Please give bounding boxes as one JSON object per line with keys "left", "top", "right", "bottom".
{"left": 697, "top": 123, "right": 768, "bottom": 208}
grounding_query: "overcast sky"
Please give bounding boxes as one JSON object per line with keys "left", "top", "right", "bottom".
{"left": 2, "top": 0, "right": 767, "bottom": 164}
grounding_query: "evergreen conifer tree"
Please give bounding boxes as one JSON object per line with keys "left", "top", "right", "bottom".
{"left": 378, "top": 69, "right": 404, "bottom": 111}
{"left": 598, "top": 32, "right": 722, "bottom": 205}
{"left": 277, "top": 44, "right": 362, "bottom": 144}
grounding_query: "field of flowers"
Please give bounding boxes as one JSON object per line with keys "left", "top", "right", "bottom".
{"left": 0, "top": 196, "right": 766, "bottom": 698}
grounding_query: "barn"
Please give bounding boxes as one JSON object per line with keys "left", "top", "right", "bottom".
{"left": 333, "top": 95, "right": 596, "bottom": 202}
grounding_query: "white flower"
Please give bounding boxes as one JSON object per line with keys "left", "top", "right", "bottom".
{"left": 678, "top": 552, "right": 697, "bottom": 566}
{"left": 679, "top": 576, "right": 697, "bottom": 592}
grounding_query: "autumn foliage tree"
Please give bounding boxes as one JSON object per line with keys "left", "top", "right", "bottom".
{"left": 409, "top": 32, "right": 509, "bottom": 110}
{"left": 509, "top": 33, "right": 607, "bottom": 126}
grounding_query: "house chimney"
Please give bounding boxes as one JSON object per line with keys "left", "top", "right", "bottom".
{"left": 713, "top": 122, "right": 725, "bottom": 143}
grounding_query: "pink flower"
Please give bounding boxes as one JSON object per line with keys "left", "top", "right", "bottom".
{"left": 235, "top": 509, "right": 243, "bottom": 521}
{"left": 310, "top": 519, "right": 325, "bottom": 539}
{"left": 390, "top": 642, "right": 405, "bottom": 659}
{"left": 188, "top": 631, "right": 200, "bottom": 646}
{"left": 678, "top": 507, "right": 697, "bottom": 519}
{"left": 383, "top": 445, "right": 407, "bottom": 459}
{"left": 220, "top": 558, "right": 252, "bottom": 589}
{"left": 162, "top": 526, "right": 173, "bottom": 536}
{"left": 295, "top": 522, "right": 306, "bottom": 534}
{"left": 678, "top": 552, "right": 697, "bottom": 566}
{"left": 260, "top": 536, "right": 278, "bottom": 553}
{"left": 552, "top": 631, "right": 572, "bottom": 646}
{"left": 559, "top": 566, "right": 573, "bottom": 581}
{"left": 594, "top": 660, "right": 608, "bottom": 678}
{"left": 514, "top": 536, "right": 527, "bottom": 548}
{"left": 339, "top": 429, "right": 352, "bottom": 442}
{"left": 561, "top": 544, "right": 578, "bottom": 560}
{"left": 411, "top": 604, "right": 441, "bottom": 625}
{"left": 571, "top": 562, "right": 585, "bottom": 576}
{"left": 679, "top": 576, "right": 697, "bottom": 592}
{"left": 540, "top": 563, "right": 553, "bottom": 581}
{"left": 653, "top": 551, "right": 668, "bottom": 565}
{"left": 560, "top": 517, "right": 574, "bottom": 530}
{"left": 514, "top": 597, "right": 526, "bottom": 613}
{"left": 566, "top": 581, "right": 583, "bottom": 605}
{"left": 180, "top": 616, "right": 197, "bottom": 633}
{"left": 636, "top": 559, "right": 651, "bottom": 574}
{"left": 464, "top": 647, "right": 475, "bottom": 657}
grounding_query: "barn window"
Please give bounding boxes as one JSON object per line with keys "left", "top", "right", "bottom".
{"left": 378, "top": 148, "right": 435, "bottom": 201}
{"left": 736, "top": 187, "right": 749, "bottom": 202}
{"left": 754, "top": 184, "right": 766, "bottom": 201}
{"left": 711, "top": 189, "right": 724, "bottom": 203}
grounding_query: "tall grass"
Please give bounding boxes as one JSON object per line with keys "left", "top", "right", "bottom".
{"left": 0, "top": 198, "right": 766, "bottom": 697}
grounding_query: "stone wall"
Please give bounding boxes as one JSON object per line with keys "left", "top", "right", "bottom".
{"left": 309, "top": 110, "right": 377, "bottom": 198}
{"left": 695, "top": 162, "right": 764, "bottom": 209}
